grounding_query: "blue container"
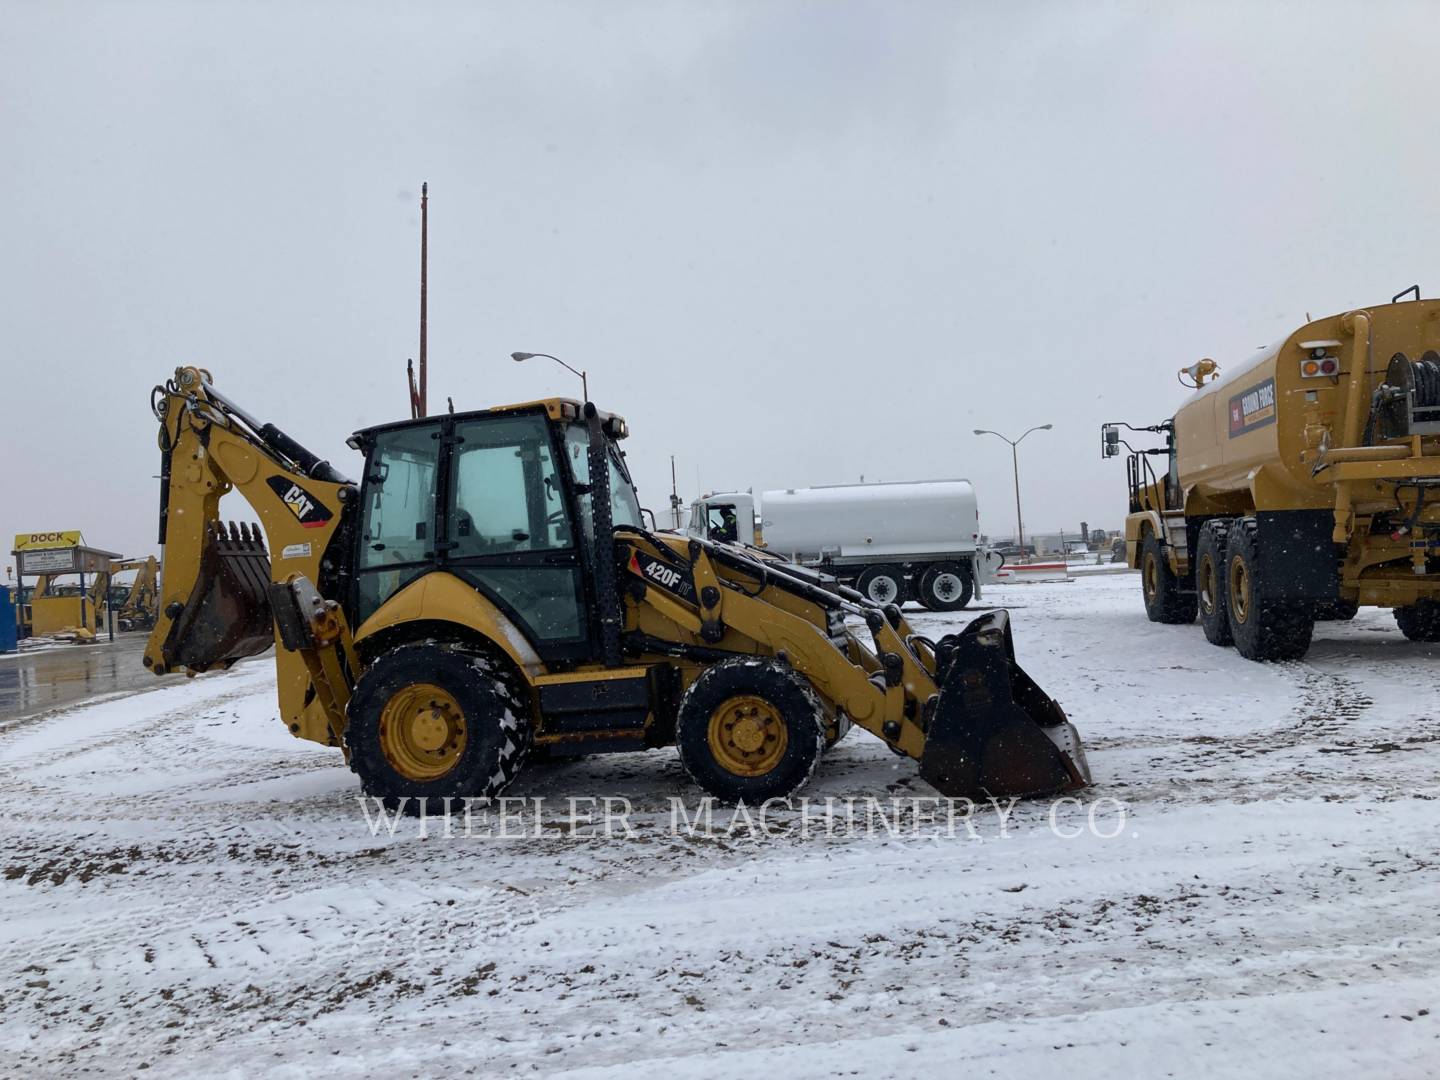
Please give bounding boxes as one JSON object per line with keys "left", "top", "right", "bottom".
{"left": 0, "top": 587, "right": 16, "bottom": 654}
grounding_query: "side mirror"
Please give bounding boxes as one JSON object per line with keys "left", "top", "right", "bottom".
{"left": 1101, "top": 425, "right": 1121, "bottom": 458}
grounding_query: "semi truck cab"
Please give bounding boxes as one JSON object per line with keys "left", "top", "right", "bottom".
{"left": 687, "top": 492, "right": 758, "bottom": 546}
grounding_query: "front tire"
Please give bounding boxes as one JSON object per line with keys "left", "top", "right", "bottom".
{"left": 1140, "top": 533, "right": 1197, "bottom": 624}
{"left": 676, "top": 658, "right": 825, "bottom": 803}
{"left": 856, "top": 564, "right": 907, "bottom": 607}
{"left": 915, "top": 562, "right": 974, "bottom": 612}
{"left": 345, "top": 642, "right": 531, "bottom": 815}
{"left": 1225, "top": 518, "right": 1313, "bottom": 661}
{"left": 1395, "top": 599, "right": 1440, "bottom": 641}
{"left": 1195, "top": 519, "right": 1233, "bottom": 646}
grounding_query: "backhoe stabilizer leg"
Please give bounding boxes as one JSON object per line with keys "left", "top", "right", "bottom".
{"left": 269, "top": 574, "right": 358, "bottom": 746}
{"left": 918, "top": 611, "right": 1091, "bottom": 800}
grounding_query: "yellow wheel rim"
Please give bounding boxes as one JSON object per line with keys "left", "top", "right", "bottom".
{"left": 1142, "top": 551, "right": 1158, "bottom": 603}
{"left": 707, "top": 694, "right": 788, "bottom": 777}
{"left": 1229, "top": 554, "right": 1251, "bottom": 625}
{"left": 378, "top": 682, "right": 467, "bottom": 781}
{"left": 1197, "top": 553, "right": 1217, "bottom": 616}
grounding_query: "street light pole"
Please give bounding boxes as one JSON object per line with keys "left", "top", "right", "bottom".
{"left": 974, "top": 424, "right": 1053, "bottom": 558}
{"left": 1010, "top": 440, "right": 1023, "bottom": 556}
{"left": 511, "top": 352, "right": 588, "bottom": 402}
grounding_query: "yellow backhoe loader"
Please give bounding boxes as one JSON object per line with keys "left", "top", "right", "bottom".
{"left": 111, "top": 556, "right": 160, "bottom": 631}
{"left": 145, "top": 367, "right": 1089, "bottom": 810}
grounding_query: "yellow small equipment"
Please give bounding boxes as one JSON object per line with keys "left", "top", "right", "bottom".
{"left": 110, "top": 556, "right": 160, "bottom": 631}
{"left": 146, "top": 367, "right": 1090, "bottom": 810}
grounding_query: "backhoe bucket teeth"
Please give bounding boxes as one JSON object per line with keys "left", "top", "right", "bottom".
{"left": 919, "top": 610, "right": 1091, "bottom": 800}
{"left": 161, "top": 521, "right": 274, "bottom": 671}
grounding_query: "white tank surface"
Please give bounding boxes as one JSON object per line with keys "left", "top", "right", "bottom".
{"left": 760, "top": 480, "right": 980, "bottom": 563}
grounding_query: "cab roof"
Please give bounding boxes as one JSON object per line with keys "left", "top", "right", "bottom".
{"left": 349, "top": 398, "right": 628, "bottom": 444}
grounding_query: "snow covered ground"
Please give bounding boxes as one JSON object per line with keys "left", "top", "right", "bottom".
{"left": 1, "top": 574, "right": 1437, "bottom": 1077}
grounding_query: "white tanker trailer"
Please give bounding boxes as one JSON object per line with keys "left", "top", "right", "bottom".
{"left": 688, "top": 480, "right": 999, "bottom": 610}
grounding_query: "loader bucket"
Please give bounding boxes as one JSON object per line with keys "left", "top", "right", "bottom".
{"left": 160, "top": 521, "right": 275, "bottom": 671}
{"left": 919, "top": 610, "right": 1091, "bottom": 800}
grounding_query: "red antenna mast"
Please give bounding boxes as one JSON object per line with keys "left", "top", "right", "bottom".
{"left": 418, "top": 181, "right": 429, "bottom": 417}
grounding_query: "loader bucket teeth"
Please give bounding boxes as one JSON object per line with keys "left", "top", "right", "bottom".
{"left": 160, "top": 520, "right": 274, "bottom": 671}
{"left": 919, "top": 610, "right": 1091, "bottom": 800}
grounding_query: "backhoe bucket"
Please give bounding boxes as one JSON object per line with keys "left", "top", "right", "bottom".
{"left": 919, "top": 610, "right": 1090, "bottom": 800}
{"left": 160, "top": 521, "right": 274, "bottom": 671}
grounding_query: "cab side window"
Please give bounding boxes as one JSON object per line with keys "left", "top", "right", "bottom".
{"left": 356, "top": 423, "right": 440, "bottom": 620}
{"left": 449, "top": 416, "right": 572, "bottom": 556}
{"left": 707, "top": 504, "right": 738, "bottom": 543}
{"left": 563, "top": 426, "right": 642, "bottom": 540}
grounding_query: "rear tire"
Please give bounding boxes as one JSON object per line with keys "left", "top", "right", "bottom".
{"left": 1224, "top": 518, "right": 1313, "bottom": 661}
{"left": 915, "top": 562, "right": 974, "bottom": 612}
{"left": 1314, "top": 599, "right": 1359, "bottom": 621}
{"left": 1395, "top": 599, "right": 1440, "bottom": 641}
{"left": 345, "top": 642, "right": 531, "bottom": 816}
{"left": 675, "top": 657, "right": 825, "bottom": 803}
{"left": 856, "top": 564, "right": 907, "bottom": 607}
{"left": 1140, "top": 533, "right": 1197, "bottom": 624}
{"left": 1195, "top": 519, "right": 1233, "bottom": 646}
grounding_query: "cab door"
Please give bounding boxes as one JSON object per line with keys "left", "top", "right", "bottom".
{"left": 354, "top": 420, "right": 442, "bottom": 626}
{"left": 442, "top": 413, "right": 592, "bottom": 664}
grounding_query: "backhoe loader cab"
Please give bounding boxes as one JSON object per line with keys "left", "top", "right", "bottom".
{"left": 146, "top": 366, "right": 1089, "bottom": 810}
{"left": 349, "top": 399, "right": 641, "bottom": 662}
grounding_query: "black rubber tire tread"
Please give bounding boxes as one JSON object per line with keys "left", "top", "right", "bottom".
{"left": 915, "top": 562, "right": 974, "bottom": 612}
{"left": 675, "top": 657, "right": 826, "bottom": 803}
{"left": 1394, "top": 599, "right": 1440, "bottom": 641}
{"left": 1314, "top": 599, "right": 1359, "bottom": 621}
{"left": 856, "top": 565, "right": 907, "bottom": 607}
{"left": 345, "top": 640, "right": 531, "bottom": 816}
{"left": 1224, "top": 518, "right": 1314, "bottom": 661}
{"left": 1140, "top": 533, "right": 1197, "bottom": 624}
{"left": 1195, "top": 519, "right": 1233, "bottom": 646}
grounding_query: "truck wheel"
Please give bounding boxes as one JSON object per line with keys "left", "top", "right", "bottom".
{"left": 675, "top": 657, "right": 825, "bottom": 803}
{"left": 345, "top": 642, "right": 531, "bottom": 816}
{"left": 1394, "top": 599, "right": 1440, "bottom": 641}
{"left": 1140, "top": 533, "right": 1196, "bottom": 624}
{"left": 916, "top": 563, "right": 973, "bottom": 612}
{"left": 1195, "top": 519, "right": 1233, "bottom": 646}
{"left": 1314, "top": 599, "right": 1359, "bottom": 621}
{"left": 856, "top": 564, "right": 907, "bottom": 607}
{"left": 1224, "top": 518, "right": 1313, "bottom": 661}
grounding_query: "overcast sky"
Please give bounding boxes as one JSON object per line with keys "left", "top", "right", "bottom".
{"left": 5, "top": 0, "right": 1440, "bottom": 571}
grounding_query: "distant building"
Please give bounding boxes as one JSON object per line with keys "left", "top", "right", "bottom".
{"left": 986, "top": 527, "right": 1120, "bottom": 558}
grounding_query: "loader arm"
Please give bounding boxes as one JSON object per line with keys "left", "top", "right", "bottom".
{"left": 619, "top": 528, "right": 1091, "bottom": 800}
{"left": 144, "top": 366, "right": 359, "bottom": 745}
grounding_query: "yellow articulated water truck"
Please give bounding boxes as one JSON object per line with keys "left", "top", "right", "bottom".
{"left": 1103, "top": 291, "right": 1440, "bottom": 661}
{"left": 144, "top": 367, "right": 1089, "bottom": 811}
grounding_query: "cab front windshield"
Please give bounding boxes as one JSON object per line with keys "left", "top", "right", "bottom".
{"left": 562, "top": 425, "right": 642, "bottom": 537}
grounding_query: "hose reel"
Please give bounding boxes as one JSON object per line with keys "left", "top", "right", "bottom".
{"left": 1375, "top": 350, "right": 1440, "bottom": 440}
